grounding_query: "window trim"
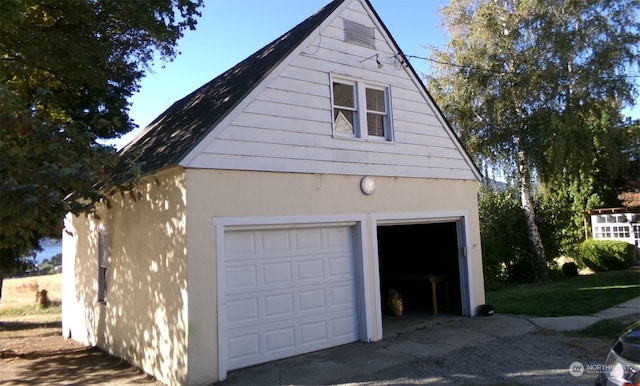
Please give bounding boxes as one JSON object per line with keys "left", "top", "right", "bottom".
{"left": 331, "top": 74, "right": 393, "bottom": 141}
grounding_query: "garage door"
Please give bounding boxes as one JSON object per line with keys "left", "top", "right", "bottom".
{"left": 222, "top": 225, "right": 359, "bottom": 371}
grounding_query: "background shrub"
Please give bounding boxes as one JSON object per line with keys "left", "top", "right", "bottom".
{"left": 478, "top": 185, "right": 531, "bottom": 289}
{"left": 578, "top": 239, "right": 635, "bottom": 272}
{"left": 478, "top": 184, "right": 567, "bottom": 288}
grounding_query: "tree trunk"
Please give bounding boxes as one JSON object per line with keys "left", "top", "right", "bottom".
{"left": 518, "top": 149, "right": 551, "bottom": 283}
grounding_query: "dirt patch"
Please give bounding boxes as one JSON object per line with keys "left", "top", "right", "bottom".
{"left": 0, "top": 314, "right": 164, "bottom": 385}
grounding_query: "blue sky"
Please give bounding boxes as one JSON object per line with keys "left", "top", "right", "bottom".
{"left": 118, "top": 0, "right": 638, "bottom": 149}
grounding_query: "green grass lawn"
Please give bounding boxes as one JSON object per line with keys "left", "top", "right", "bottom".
{"left": 486, "top": 269, "right": 640, "bottom": 317}
{"left": 569, "top": 319, "right": 633, "bottom": 340}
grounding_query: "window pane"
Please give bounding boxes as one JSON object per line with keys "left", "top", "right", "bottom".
{"left": 99, "top": 233, "right": 109, "bottom": 266}
{"left": 333, "top": 82, "right": 354, "bottom": 107}
{"left": 98, "top": 231, "right": 109, "bottom": 303}
{"left": 98, "top": 267, "right": 107, "bottom": 302}
{"left": 367, "top": 113, "right": 384, "bottom": 136}
{"left": 366, "top": 88, "right": 385, "bottom": 112}
{"left": 335, "top": 109, "right": 355, "bottom": 134}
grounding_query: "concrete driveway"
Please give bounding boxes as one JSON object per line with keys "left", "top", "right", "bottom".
{"left": 218, "top": 309, "right": 637, "bottom": 386}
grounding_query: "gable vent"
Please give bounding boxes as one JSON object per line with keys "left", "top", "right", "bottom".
{"left": 343, "top": 19, "right": 375, "bottom": 49}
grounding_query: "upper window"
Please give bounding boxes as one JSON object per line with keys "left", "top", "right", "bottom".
{"left": 332, "top": 78, "right": 392, "bottom": 140}
{"left": 333, "top": 82, "right": 356, "bottom": 135}
{"left": 366, "top": 88, "right": 386, "bottom": 137}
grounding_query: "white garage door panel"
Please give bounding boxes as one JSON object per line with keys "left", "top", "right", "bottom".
{"left": 223, "top": 226, "right": 359, "bottom": 371}
{"left": 225, "top": 254, "right": 350, "bottom": 294}
{"left": 225, "top": 282, "right": 355, "bottom": 327}
{"left": 226, "top": 309, "right": 357, "bottom": 367}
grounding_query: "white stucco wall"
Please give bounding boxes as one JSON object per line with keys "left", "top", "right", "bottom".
{"left": 62, "top": 168, "right": 189, "bottom": 386}
{"left": 184, "top": 168, "right": 485, "bottom": 384}
{"left": 64, "top": 167, "right": 484, "bottom": 386}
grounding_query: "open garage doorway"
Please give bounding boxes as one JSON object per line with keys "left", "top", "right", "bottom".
{"left": 377, "top": 221, "right": 466, "bottom": 330}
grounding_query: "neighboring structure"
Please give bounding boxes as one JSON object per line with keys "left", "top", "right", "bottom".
{"left": 583, "top": 208, "right": 640, "bottom": 254}
{"left": 62, "top": 1, "right": 486, "bottom": 384}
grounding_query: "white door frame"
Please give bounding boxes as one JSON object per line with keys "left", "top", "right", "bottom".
{"left": 371, "top": 210, "right": 474, "bottom": 338}
{"left": 213, "top": 214, "right": 371, "bottom": 381}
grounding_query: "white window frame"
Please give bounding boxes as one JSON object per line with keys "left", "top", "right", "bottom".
{"left": 611, "top": 226, "right": 630, "bottom": 238}
{"left": 593, "top": 226, "right": 611, "bottom": 239}
{"left": 332, "top": 78, "right": 358, "bottom": 137}
{"left": 331, "top": 75, "right": 393, "bottom": 141}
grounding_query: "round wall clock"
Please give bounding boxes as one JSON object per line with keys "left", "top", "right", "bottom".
{"left": 360, "top": 176, "right": 376, "bottom": 195}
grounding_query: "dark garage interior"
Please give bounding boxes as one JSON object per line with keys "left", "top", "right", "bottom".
{"left": 377, "top": 222, "right": 462, "bottom": 320}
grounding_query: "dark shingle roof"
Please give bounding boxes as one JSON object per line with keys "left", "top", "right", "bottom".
{"left": 119, "top": 0, "right": 344, "bottom": 176}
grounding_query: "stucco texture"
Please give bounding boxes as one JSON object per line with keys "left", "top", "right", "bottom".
{"left": 63, "top": 168, "right": 188, "bottom": 386}
{"left": 64, "top": 167, "right": 484, "bottom": 385}
{"left": 184, "top": 169, "right": 485, "bottom": 383}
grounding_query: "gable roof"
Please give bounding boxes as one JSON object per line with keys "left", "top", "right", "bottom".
{"left": 119, "top": 0, "right": 344, "bottom": 175}
{"left": 119, "top": 0, "right": 481, "bottom": 181}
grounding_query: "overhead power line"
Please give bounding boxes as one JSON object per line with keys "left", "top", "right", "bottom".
{"left": 405, "top": 54, "right": 640, "bottom": 80}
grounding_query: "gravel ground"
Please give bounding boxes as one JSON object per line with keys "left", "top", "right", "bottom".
{"left": 357, "top": 330, "right": 609, "bottom": 385}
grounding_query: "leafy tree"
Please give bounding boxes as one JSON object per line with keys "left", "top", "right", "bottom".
{"left": 0, "top": 0, "right": 203, "bottom": 290}
{"left": 618, "top": 118, "right": 640, "bottom": 208}
{"left": 479, "top": 182, "right": 571, "bottom": 289}
{"left": 478, "top": 184, "right": 530, "bottom": 289}
{"left": 40, "top": 261, "right": 55, "bottom": 275}
{"left": 427, "top": 0, "right": 639, "bottom": 282}
{"left": 50, "top": 253, "right": 62, "bottom": 266}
